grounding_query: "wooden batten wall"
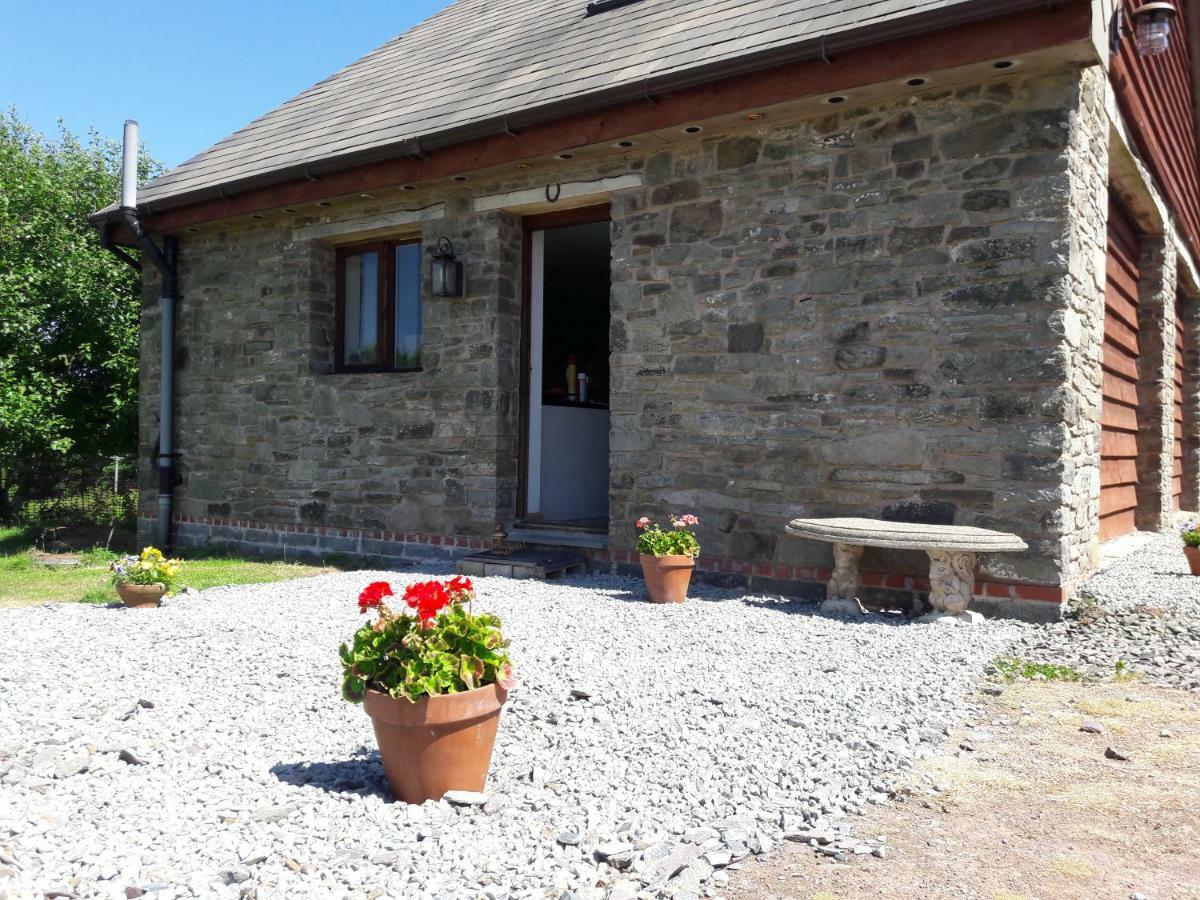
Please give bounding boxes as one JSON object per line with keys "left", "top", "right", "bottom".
{"left": 1101, "top": 196, "right": 1145, "bottom": 541}
{"left": 1111, "top": 0, "right": 1200, "bottom": 261}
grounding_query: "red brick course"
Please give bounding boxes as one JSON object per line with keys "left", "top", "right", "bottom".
{"left": 164, "top": 514, "right": 1067, "bottom": 605}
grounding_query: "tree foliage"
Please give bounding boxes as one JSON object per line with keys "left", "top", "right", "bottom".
{"left": 0, "top": 110, "right": 159, "bottom": 480}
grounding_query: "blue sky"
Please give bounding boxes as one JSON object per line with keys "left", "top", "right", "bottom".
{"left": 1, "top": 0, "right": 450, "bottom": 168}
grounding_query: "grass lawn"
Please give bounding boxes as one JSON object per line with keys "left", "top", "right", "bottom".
{"left": 0, "top": 526, "right": 341, "bottom": 609}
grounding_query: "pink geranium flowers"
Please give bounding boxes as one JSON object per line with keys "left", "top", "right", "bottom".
{"left": 634, "top": 512, "right": 702, "bottom": 558}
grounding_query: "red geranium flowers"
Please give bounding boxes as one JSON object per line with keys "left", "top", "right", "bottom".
{"left": 357, "top": 580, "right": 394, "bottom": 614}
{"left": 403, "top": 580, "right": 451, "bottom": 624}
{"left": 341, "top": 574, "right": 509, "bottom": 703}
{"left": 357, "top": 576, "right": 476, "bottom": 627}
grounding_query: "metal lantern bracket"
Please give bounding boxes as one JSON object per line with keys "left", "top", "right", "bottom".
{"left": 1112, "top": 1, "right": 1179, "bottom": 55}
{"left": 427, "top": 236, "right": 465, "bottom": 298}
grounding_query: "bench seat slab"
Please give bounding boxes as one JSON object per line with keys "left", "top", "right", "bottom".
{"left": 785, "top": 517, "right": 1028, "bottom": 553}
{"left": 789, "top": 517, "right": 1028, "bottom": 617}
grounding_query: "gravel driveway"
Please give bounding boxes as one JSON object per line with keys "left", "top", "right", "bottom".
{"left": 0, "top": 570, "right": 1019, "bottom": 899}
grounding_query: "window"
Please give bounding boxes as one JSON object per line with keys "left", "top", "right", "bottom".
{"left": 336, "top": 239, "right": 424, "bottom": 372}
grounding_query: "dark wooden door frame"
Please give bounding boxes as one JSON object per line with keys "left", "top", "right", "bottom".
{"left": 515, "top": 203, "right": 612, "bottom": 522}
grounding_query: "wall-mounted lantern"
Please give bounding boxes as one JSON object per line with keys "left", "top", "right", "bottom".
{"left": 1115, "top": 1, "right": 1178, "bottom": 58}
{"left": 428, "top": 237, "right": 464, "bottom": 298}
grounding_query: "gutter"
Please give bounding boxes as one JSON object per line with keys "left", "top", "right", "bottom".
{"left": 91, "top": 0, "right": 1067, "bottom": 225}
{"left": 103, "top": 121, "right": 180, "bottom": 551}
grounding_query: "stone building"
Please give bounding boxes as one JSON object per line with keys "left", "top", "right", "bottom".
{"left": 94, "top": 0, "right": 1200, "bottom": 619}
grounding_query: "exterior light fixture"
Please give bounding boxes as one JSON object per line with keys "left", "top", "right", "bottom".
{"left": 1130, "top": 1, "right": 1177, "bottom": 56}
{"left": 428, "top": 237, "right": 464, "bottom": 298}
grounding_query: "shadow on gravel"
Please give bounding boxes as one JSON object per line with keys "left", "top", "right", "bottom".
{"left": 599, "top": 586, "right": 775, "bottom": 605}
{"left": 738, "top": 597, "right": 822, "bottom": 615}
{"left": 739, "top": 597, "right": 916, "bottom": 625}
{"left": 586, "top": 587, "right": 647, "bottom": 604}
{"left": 615, "top": 589, "right": 731, "bottom": 604}
{"left": 271, "top": 752, "right": 391, "bottom": 800}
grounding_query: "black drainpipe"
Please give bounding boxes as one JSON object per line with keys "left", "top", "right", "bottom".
{"left": 106, "top": 120, "right": 180, "bottom": 551}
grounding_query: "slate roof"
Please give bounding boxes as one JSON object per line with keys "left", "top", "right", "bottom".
{"left": 124, "top": 0, "right": 1031, "bottom": 212}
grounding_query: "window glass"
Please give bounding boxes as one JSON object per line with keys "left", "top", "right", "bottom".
{"left": 394, "top": 243, "right": 423, "bottom": 369}
{"left": 343, "top": 251, "right": 379, "bottom": 365}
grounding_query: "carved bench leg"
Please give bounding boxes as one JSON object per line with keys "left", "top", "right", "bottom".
{"left": 926, "top": 549, "right": 977, "bottom": 615}
{"left": 827, "top": 543, "right": 864, "bottom": 600}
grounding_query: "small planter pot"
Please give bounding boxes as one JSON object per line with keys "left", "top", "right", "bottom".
{"left": 115, "top": 582, "right": 166, "bottom": 609}
{"left": 640, "top": 553, "right": 695, "bottom": 603}
{"left": 1185, "top": 546, "right": 1200, "bottom": 576}
{"left": 363, "top": 683, "right": 507, "bottom": 804}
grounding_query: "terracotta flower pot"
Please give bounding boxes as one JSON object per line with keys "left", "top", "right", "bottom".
{"left": 116, "top": 582, "right": 166, "bottom": 609}
{"left": 640, "top": 553, "right": 695, "bottom": 603}
{"left": 363, "top": 682, "right": 507, "bottom": 804}
{"left": 1185, "top": 546, "right": 1200, "bottom": 575}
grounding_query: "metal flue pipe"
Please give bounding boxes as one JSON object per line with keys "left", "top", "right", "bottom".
{"left": 121, "top": 120, "right": 139, "bottom": 210}
{"left": 117, "top": 120, "right": 179, "bottom": 551}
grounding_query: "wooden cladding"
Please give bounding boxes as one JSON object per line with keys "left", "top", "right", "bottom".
{"left": 1175, "top": 294, "right": 1186, "bottom": 509}
{"left": 1101, "top": 197, "right": 1144, "bottom": 541}
{"left": 1111, "top": 0, "right": 1200, "bottom": 262}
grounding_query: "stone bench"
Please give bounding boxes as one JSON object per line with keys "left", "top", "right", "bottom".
{"left": 784, "top": 517, "right": 1028, "bottom": 620}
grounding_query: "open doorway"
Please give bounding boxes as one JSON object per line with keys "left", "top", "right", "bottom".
{"left": 521, "top": 210, "right": 611, "bottom": 532}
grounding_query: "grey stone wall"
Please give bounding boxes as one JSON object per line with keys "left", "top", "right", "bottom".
{"left": 608, "top": 66, "right": 1106, "bottom": 590}
{"left": 139, "top": 210, "right": 523, "bottom": 543}
{"left": 1134, "top": 235, "right": 1179, "bottom": 530}
{"left": 139, "top": 64, "right": 1112, "bottom": 602}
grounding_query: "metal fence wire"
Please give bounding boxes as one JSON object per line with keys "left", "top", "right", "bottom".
{"left": 0, "top": 457, "right": 139, "bottom": 530}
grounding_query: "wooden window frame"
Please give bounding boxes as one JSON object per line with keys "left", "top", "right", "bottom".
{"left": 334, "top": 238, "right": 423, "bottom": 373}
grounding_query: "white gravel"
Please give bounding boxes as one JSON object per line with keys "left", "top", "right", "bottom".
{"left": 1083, "top": 530, "right": 1200, "bottom": 617}
{"left": 1014, "top": 532, "right": 1200, "bottom": 690}
{"left": 0, "top": 569, "right": 1021, "bottom": 899}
